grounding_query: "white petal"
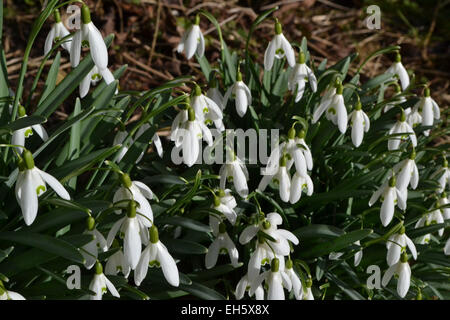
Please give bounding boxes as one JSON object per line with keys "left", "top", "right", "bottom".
{"left": 20, "top": 170, "right": 39, "bottom": 226}
{"left": 104, "top": 275, "right": 120, "bottom": 298}
{"left": 380, "top": 188, "right": 395, "bottom": 227}
{"left": 87, "top": 23, "right": 108, "bottom": 70}
{"left": 37, "top": 169, "right": 70, "bottom": 200}
{"left": 44, "top": 25, "right": 56, "bottom": 56}
{"left": 123, "top": 218, "right": 142, "bottom": 270}
{"left": 205, "top": 239, "right": 221, "bottom": 269}
{"left": 70, "top": 30, "right": 82, "bottom": 68}
{"left": 157, "top": 242, "right": 179, "bottom": 287}
{"left": 264, "top": 39, "right": 276, "bottom": 70}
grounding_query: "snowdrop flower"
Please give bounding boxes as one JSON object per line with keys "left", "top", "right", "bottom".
{"left": 176, "top": 14, "right": 204, "bottom": 60}
{"left": 437, "top": 193, "right": 450, "bottom": 220}
{"left": 383, "top": 84, "right": 406, "bottom": 113}
{"left": 219, "top": 152, "right": 249, "bottom": 198}
{"left": 247, "top": 240, "right": 277, "bottom": 281}
{"left": 12, "top": 106, "right": 48, "bottom": 154}
{"left": 209, "top": 191, "right": 237, "bottom": 234}
{"left": 288, "top": 51, "right": 317, "bottom": 102}
{"left": 89, "top": 262, "right": 120, "bottom": 300}
{"left": 134, "top": 225, "right": 179, "bottom": 287}
{"left": 206, "top": 78, "right": 225, "bottom": 110}
{"left": 388, "top": 110, "right": 417, "bottom": 151}
{"left": 444, "top": 238, "right": 450, "bottom": 255}
{"left": 411, "top": 87, "right": 440, "bottom": 136}
{"left": 382, "top": 252, "right": 411, "bottom": 298}
{"left": 15, "top": 150, "right": 70, "bottom": 226}
{"left": 406, "top": 107, "right": 422, "bottom": 128}
{"left": 289, "top": 171, "right": 313, "bottom": 204}
{"left": 386, "top": 226, "right": 417, "bottom": 266}
{"left": 302, "top": 279, "right": 314, "bottom": 300}
{"left": 70, "top": 5, "right": 108, "bottom": 71}
{"left": 369, "top": 176, "right": 407, "bottom": 227}
{"left": 82, "top": 217, "right": 107, "bottom": 270}
{"left": 415, "top": 209, "right": 445, "bottom": 237}
{"left": 294, "top": 129, "right": 313, "bottom": 170}
{"left": 223, "top": 71, "right": 252, "bottom": 117}
{"left": 235, "top": 273, "right": 264, "bottom": 300}
{"left": 393, "top": 150, "right": 419, "bottom": 191}
{"left": 113, "top": 173, "right": 154, "bottom": 228}
{"left": 312, "top": 82, "right": 347, "bottom": 134}
{"left": 284, "top": 259, "right": 303, "bottom": 300}
{"left": 106, "top": 201, "right": 144, "bottom": 270}
{"left": 348, "top": 99, "right": 370, "bottom": 147}
{"left": 105, "top": 242, "right": 131, "bottom": 278}
{"left": 250, "top": 258, "right": 292, "bottom": 300}
{"left": 264, "top": 19, "right": 295, "bottom": 70}
{"left": 431, "top": 159, "right": 449, "bottom": 194}
{"left": 192, "top": 84, "right": 224, "bottom": 131}
{"left": 114, "top": 125, "right": 163, "bottom": 163}
{"left": 79, "top": 65, "right": 115, "bottom": 98}
{"left": 385, "top": 52, "right": 409, "bottom": 91}
{"left": 0, "top": 283, "right": 25, "bottom": 300}
{"left": 329, "top": 241, "right": 363, "bottom": 267}
{"left": 258, "top": 155, "right": 291, "bottom": 203}
{"left": 172, "top": 106, "right": 213, "bottom": 167}
{"left": 44, "top": 9, "right": 71, "bottom": 55}
{"left": 239, "top": 212, "right": 299, "bottom": 258}
{"left": 205, "top": 223, "right": 240, "bottom": 269}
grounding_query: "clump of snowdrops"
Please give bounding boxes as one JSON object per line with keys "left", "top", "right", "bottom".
{"left": 0, "top": 1, "right": 448, "bottom": 300}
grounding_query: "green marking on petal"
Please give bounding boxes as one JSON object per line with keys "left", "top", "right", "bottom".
{"left": 327, "top": 107, "right": 336, "bottom": 115}
{"left": 149, "top": 260, "right": 161, "bottom": 268}
{"left": 82, "top": 40, "right": 90, "bottom": 48}
{"left": 36, "top": 185, "right": 46, "bottom": 195}
{"left": 24, "top": 128, "right": 33, "bottom": 138}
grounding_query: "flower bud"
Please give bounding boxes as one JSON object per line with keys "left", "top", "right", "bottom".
{"left": 86, "top": 216, "right": 95, "bottom": 231}
{"left": 288, "top": 127, "right": 296, "bottom": 140}
{"left": 23, "top": 150, "right": 35, "bottom": 170}
{"left": 95, "top": 262, "right": 103, "bottom": 275}
{"left": 271, "top": 258, "right": 280, "bottom": 272}
{"left": 120, "top": 173, "right": 132, "bottom": 188}
{"left": 81, "top": 4, "right": 91, "bottom": 24}
{"left": 150, "top": 225, "right": 159, "bottom": 244}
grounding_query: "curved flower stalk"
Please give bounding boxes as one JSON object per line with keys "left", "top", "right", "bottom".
{"left": 192, "top": 84, "right": 224, "bottom": 131}
{"left": 328, "top": 240, "right": 363, "bottom": 267}
{"left": 44, "top": 9, "right": 71, "bottom": 55}
{"left": 105, "top": 242, "right": 131, "bottom": 278}
{"left": 70, "top": 4, "right": 109, "bottom": 78}
{"left": 386, "top": 226, "right": 417, "bottom": 266}
{"left": 392, "top": 150, "right": 419, "bottom": 192}
{"left": 81, "top": 217, "right": 108, "bottom": 270}
{"left": 284, "top": 259, "right": 303, "bottom": 300}
{"left": 219, "top": 151, "right": 249, "bottom": 198}
{"left": 171, "top": 105, "right": 213, "bottom": 167}
{"left": 207, "top": 78, "right": 225, "bottom": 110}
{"left": 250, "top": 258, "right": 292, "bottom": 300}
{"left": 387, "top": 110, "right": 417, "bottom": 151}
{"left": 369, "top": 176, "right": 407, "bottom": 227}
{"left": 415, "top": 209, "right": 445, "bottom": 238}
{"left": 134, "top": 225, "right": 179, "bottom": 287}
{"left": 264, "top": 19, "right": 295, "bottom": 71}
{"left": 223, "top": 71, "right": 252, "bottom": 118}
{"left": 382, "top": 252, "right": 411, "bottom": 298}
{"left": 383, "top": 84, "right": 406, "bottom": 113}
{"left": 385, "top": 52, "right": 409, "bottom": 91}
{"left": 114, "top": 124, "right": 163, "bottom": 163}
{"left": 79, "top": 65, "right": 115, "bottom": 98}
{"left": 12, "top": 106, "right": 48, "bottom": 154}
{"left": 411, "top": 87, "right": 440, "bottom": 136}
{"left": 15, "top": 150, "right": 70, "bottom": 226}
{"left": 312, "top": 81, "right": 347, "bottom": 134}
{"left": 176, "top": 14, "right": 205, "bottom": 60}
{"left": 89, "top": 262, "right": 120, "bottom": 300}
{"left": 430, "top": 159, "right": 449, "bottom": 194}
{"left": 288, "top": 51, "right": 317, "bottom": 102}
{"left": 348, "top": 99, "right": 370, "bottom": 147}
{"left": 0, "top": 282, "right": 25, "bottom": 300}
{"left": 106, "top": 201, "right": 143, "bottom": 270}
{"left": 205, "top": 223, "right": 240, "bottom": 269}
{"left": 235, "top": 273, "right": 264, "bottom": 300}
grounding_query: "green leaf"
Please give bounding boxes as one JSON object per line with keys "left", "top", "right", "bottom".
{"left": 38, "top": 51, "right": 61, "bottom": 105}
{"left": 299, "top": 229, "right": 373, "bottom": 258}
{"left": 178, "top": 281, "right": 226, "bottom": 300}
{"left": 0, "top": 232, "right": 85, "bottom": 264}
{"left": 157, "top": 216, "right": 211, "bottom": 233}
{"left": 2, "top": 115, "right": 46, "bottom": 132}
{"left": 163, "top": 238, "right": 208, "bottom": 255}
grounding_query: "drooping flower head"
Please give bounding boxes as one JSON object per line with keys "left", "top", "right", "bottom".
{"left": 12, "top": 105, "right": 48, "bottom": 155}
{"left": 44, "top": 9, "right": 71, "bottom": 55}
{"left": 385, "top": 52, "right": 409, "bottom": 91}
{"left": 223, "top": 71, "right": 252, "bottom": 118}
{"left": 176, "top": 14, "right": 205, "bottom": 60}
{"left": 264, "top": 19, "right": 295, "bottom": 71}
{"left": 89, "top": 262, "right": 120, "bottom": 300}
{"left": 348, "top": 99, "right": 370, "bottom": 147}
{"left": 288, "top": 50, "right": 317, "bottom": 102}
{"left": 382, "top": 252, "right": 411, "bottom": 298}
